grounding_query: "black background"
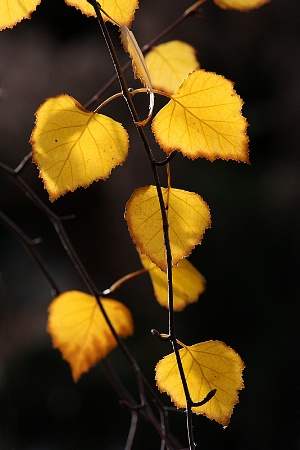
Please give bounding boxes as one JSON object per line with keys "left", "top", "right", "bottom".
{"left": 0, "top": 0, "right": 299, "bottom": 449}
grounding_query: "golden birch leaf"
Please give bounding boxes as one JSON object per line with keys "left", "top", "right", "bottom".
{"left": 125, "top": 186, "right": 211, "bottom": 272}
{"left": 47, "top": 291, "right": 134, "bottom": 382}
{"left": 0, "top": 0, "right": 41, "bottom": 30}
{"left": 145, "top": 40, "right": 200, "bottom": 94}
{"left": 140, "top": 253, "right": 205, "bottom": 311}
{"left": 152, "top": 69, "right": 249, "bottom": 163}
{"left": 155, "top": 341, "right": 245, "bottom": 427}
{"left": 214, "top": 0, "right": 269, "bottom": 11}
{"left": 64, "top": 0, "right": 138, "bottom": 27}
{"left": 31, "top": 94, "right": 129, "bottom": 201}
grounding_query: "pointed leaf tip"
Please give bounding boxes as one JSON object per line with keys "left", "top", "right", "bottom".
{"left": 31, "top": 94, "right": 129, "bottom": 201}
{"left": 47, "top": 291, "right": 134, "bottom": 381}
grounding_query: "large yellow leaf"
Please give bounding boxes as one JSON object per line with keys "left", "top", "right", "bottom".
{"left": 145, "top": 40, "right": 200, "bottom": 94}
{"left": 155, "top": 341, "right": 245, "bottom": 427}
{"left": 31, "top": 94, "right": 129, "bottom": 201}
{"left": 152, "top": 69, "right": 249, "bottom": 163}
{"left": 140, "top": 254, "right": 205, "bottom": 311}
{"left": 125, "top": 186, "right": 211, "bottom": 272}
{"left": 214, "top": 0, "right": 269, "bottom": 11}
{"left": 0, "top": 0, "right": 41, "bottom": 30}
{"left": 64, "top": 0, "right": 138, "bottom": 27}
{"left": 47, "top": 291, "right": 134, "bottom": 381}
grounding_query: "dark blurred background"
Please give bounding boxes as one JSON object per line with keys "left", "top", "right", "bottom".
{"left": 0, "top": 0, "right": 299, "bottom": 449}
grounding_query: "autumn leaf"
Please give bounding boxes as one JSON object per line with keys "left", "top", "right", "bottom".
{"left": 0, "top": 0, "right": 41, "bottom": 30}
{"left": 47, "top": 291, "right": 134, "bottom": 381}
{"left": 145, "top": 40, "right": 200, "bottom": 94}
{"left": 155, "top": 340, "right": 245, "bottom": 427}
{"left": 214, "top": 0, "right": 269, "bottom": 11}
{"left": 125, "top": 186, "right": 211, "bottom": 272}
{"left": 120, "top": 25, "right": 154, "bottom": 125}
{"left": 140, "top": 253, "right": 205, "bottom": 311}
{"left": 31, "top": 94, "right": 129, "bottom": 201}
{"left": 64, "top": 0, "right": 138, "bottom": 27}
{"left": 152, "top": 69, "right": 249, "bottom": 163}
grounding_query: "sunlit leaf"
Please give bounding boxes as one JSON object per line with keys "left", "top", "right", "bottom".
{"left": 64, "top": 0, "right": 138, "bottom": 27}
{"left": 47, "top": 291, "right": 134, "bottom": 381}
{"left": 145, "top": 40, "right": 200, "bottom": 94}
{"left": 125, "top": 186, "right": 211, "bottom": 272}
{"left": 31, "top": 94, "right": 129, "bottom": 201}
{"left": 140, "top": 253, "right": 205, "bottom": 311}
{"left": 155, "top": 340, "right": 245, "bottom": 427}
{"left": 152, "top": 69, "right": 249, "bottom": 163}
{"left": 0, "top": 0, "right": 41, "bottom": 30}
{"left": 214, "top": 0, "right": 269, "bottom": 11}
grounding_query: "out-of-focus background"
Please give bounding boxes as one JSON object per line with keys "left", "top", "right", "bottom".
{"left": 0, "top": 0, "right": 299, "bottom": 448}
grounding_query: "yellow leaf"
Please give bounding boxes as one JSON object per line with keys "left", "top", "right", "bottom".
{"left": 47, "top": 291, "right": 134, "bottom": 381}
{"left": 145, "top": 40, "right": 200, "bottom": 94}
{"left": 125, "top": 186, "right": 211, "bottom": 272}
{"left": 0, "top": 0, "right": 41, "bottom": 30}
{"left": 214, "top": 0, "right": 269, "bottom": 11}
{"left": 64, "top": 0, "right": 138, "bottom": 27}
{"left": 31, "top": 94, "right": 129, "bottom": 201}
{"left": 155, "top": 341, "right": 245, "bottom": 427}
{"left": 140, "top": 254, "right": 205, "bottom": 311}
{"left": 152, "top": 69, "right": 249, "bottom": 163}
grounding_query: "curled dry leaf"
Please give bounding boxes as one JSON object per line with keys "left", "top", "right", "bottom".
{"left": 155, "top": 340, "right": 245, "bottom": 427}
{"left": 125, "top": 186, "right": 211, "bottom": 272}
{"left": 145, "top": 40, "right": 200, "bottom": 94}
{"left": 152, "top": 69, "right": 249, "bottom": 163}
{"left": 31, "top": 94, "right": 129, "bottom": 201}
{"left": 47, "top": 291, "right": 134, "bottom": 381}
{"left": 140, "top": 253, "right": 205, "bottom": 311}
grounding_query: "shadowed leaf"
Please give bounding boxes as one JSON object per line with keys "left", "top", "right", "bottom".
{"left": 140, "top": 253, "right": 205, "bottom": 311}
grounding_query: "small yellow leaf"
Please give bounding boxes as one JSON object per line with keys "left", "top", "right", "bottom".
{"left": 125, "top": 186, "right": 211, "bottom": 272}
{"left": 64, "top": 0, "right": 138, "bottom": 27}
{"left": 214, "top": 0, "right": 269, "bottom": 11}
{"left": 47, "top": 291, "right": 134, "bottom": 381}
{"left": 145, "top": 40, "right": 200, "bottom": 94}
{"left": 140, "top": 253, "right": 205, "bottom": 311}
{"left": 155, "top": 341, "right": 245, "bottom": 427}
{"left": 0, "top": 0, "right": 41, "bottom": 30}
{"left": 31, "top": 94, "right": 129, "bottom": 201}
{"left": 152, "top": 69, "right": 249, "bottom": 163}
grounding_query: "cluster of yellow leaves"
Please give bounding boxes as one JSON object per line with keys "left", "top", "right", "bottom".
{"left": 47, "top": 291, "right": 133, "bottom": 381}
{"left": 155, "top": 340, "right": 245, "bottom": 427}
